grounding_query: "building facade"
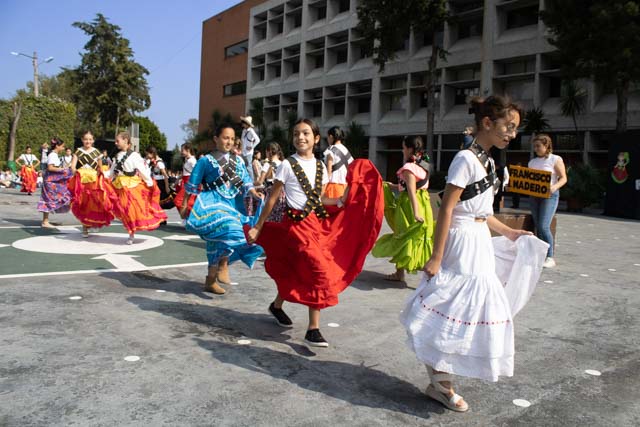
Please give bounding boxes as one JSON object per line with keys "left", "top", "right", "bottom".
{"left": 242, "top": 0, "right": 640, "bottom": 177}
{"left": 199, "top": 0, "right": 265, "bottom": 134}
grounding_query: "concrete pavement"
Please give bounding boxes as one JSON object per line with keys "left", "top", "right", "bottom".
{"left": 0, "top": 188, "right": 639, "bottom": 426}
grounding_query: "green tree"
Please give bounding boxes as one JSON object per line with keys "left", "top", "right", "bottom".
{"left": 25, "top": 70, "right": 79, "bottom": 103}
{"left": 356, "top": 0, "right": 448, "bottom": 159}
{"left": 523, "top": 108, "right": 550, "bottom": 135}
{"left": 72, "top": 13, "right": 151, "bottom": 137}
{"left": 541, "top": 0, "right": 640, "bottom": 133}
{"left": 560, "top": 80, "right": 587, "bottom": 138}
{"left": 180, "top": 118, "right": 199, "bottom": 144}
{"left": 345, "top": 121, "right": 368, "bottom": 159}
{"left": 0, "top": 96, "right": 75, "bottom": 162}
{"left": 134, "top": 116, "right": 167, "bottom": 153}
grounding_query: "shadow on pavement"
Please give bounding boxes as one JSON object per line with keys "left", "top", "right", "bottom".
{"left": 194, "top": 337, "right": 443, "bottom": 421}
{"left": 352, "top": 270, "right": 410, "bottom": 291}
{"left": 126, "top": 296, "right": 313, "bottom": 356}
{"left": 103, "top": 272, "right": 214, "bottom": 300}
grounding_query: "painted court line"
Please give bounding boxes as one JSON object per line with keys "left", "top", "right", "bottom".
{"left": 0, "top": 261, "right": 208, "bottom": 280}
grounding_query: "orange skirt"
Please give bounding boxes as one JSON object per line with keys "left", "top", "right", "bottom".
{"left": 20, "top": 165, "right": 37, "bottom": 193}
{"left": 324, "top": 182, "right": 347, "bottom": 198}
{"left": 113, "top": 178, "right": 167, "bottom": 234}
{"left": 173, "top": 175, "right": 196, "bottom": 216}
{"left": 253, "top": 160, "right": 384, "bottom": 310}
{"left": 69, "top": 172, "right": 119, "bottom": 228}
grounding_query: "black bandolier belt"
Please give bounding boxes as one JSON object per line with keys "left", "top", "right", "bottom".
{"left": 76, "top": 149, "right": 100, "bottom": 170}
{"left": 439, "top": 142, "right": 500, "bottom": 202}
{"left": 329, "top": 146, "right": 353, "bottom": 172}
{"left": 202, "top": 152, "right": 244, "bottom": 192}
{"left": 113, "top": 150, "right": 136, "bottom": 176}
{"left": 286, "top": 156, "right": 329, "bottom": 221}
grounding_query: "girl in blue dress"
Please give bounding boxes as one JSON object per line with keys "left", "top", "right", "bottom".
{"left": 180, "top": 124, "right": 264, "bottom": 294}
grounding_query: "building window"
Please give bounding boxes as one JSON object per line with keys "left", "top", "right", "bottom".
{"left": 225, "top": 40, "right": 248, "bottom": 58}
{"left": 315, "top": 55, "right": 324, "bottom": 69}
{"left": 317, "top": 5, "right": 327, "bottom": 20}
{"left": 291, "top": 60, "right": 300, "bottom": 74}
{"left": 333, "top": 102, "right": 345, "bottom": 115}
{"left": 454, "top": 87, "right": 479, "bottom": 105}
{"left": 506, "top": 6, "right": 539, "bottom": 30}
{"left": 338, "top": 0, "right": 350, "bottom": 14}
{"left": 548, "top": 77, "right": 563, "bottom": 98}
{"left": 293, "top": 14, "right": 302, "bottom": 28}
{"left": 312, "top": 103, "right": 322, "bottom": 117}
{"left": 223, "top": 81, "right": 246, "bottom": 97}
{"left": 336, "top": 49, "right": 348, "bottom": 64}
{"left": 457, "top": 17, "right": 483, "bottom": 39}
{"left": 357, "top": 98, "right": 370, "bottom": 113}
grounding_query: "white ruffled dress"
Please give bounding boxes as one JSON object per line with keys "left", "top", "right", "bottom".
{"left": 401, "top": 151, "right": 548, "bottom": 382}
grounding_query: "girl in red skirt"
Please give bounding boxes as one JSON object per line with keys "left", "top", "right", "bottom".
{"left": 173, "top": 142, "right": 197, "bottom": 218}
{"left": 247, "top": 118, "right": 384, "bottom": 348}
{"left": 107, "top": 132, "right": 167, "bottom": 244}
{"left": 17, "top": 146, "right": 40, "bottom": 195}
{"left": 68, "top": 130, "right": 119, "bottom": 237}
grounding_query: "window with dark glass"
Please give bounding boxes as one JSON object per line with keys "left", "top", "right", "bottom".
{"left": 317, "top": 5, "right": 327, "bottom": 20}
{"left": 454, "top": 87, "right": 479, "bottom": 105}
{"left": 336, "top": 49, "right": 348, "bottom": 64}
{"left": 506, "top": 5, "right": 539, "bottom": 30}
{"left": 223, "top": 81, "right": 246, "bottom": 97}
{"left": 291, "top": 60, "right": 300, "bottom": 74}
{"left": 338, "top": 0, "right": 350, "bottom": 13}
{"left": 225, "top": 40, "right": 249, "bottom": 58}
{"left": 312, "top": 103, "right": 322, "bottom": 117}
{"left": 457, "top": 18, "right": 483, "bottom": 39}
{"left": 334, "top": 102, "right": 345, "bottom": 115}
{"left": 315, "top": 55, "right": 324, "bottom": 69}
{"left": 548, "top": 77, "right": 562, "bottom": 98}
{"left": 357, "top": 98, "right": 371, "bottom": 113}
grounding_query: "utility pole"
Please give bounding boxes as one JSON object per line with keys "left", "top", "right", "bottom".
{"left": 32, "top": 51, "right": 39, "bottom": 97}
{"left": 10, "top": 51, "right": 54, "bottom": 97}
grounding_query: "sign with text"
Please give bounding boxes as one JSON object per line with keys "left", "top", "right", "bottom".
{"left": 508, "top": 165, "right": 551, "bottom": 198}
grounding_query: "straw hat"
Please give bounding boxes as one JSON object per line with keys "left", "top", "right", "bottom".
{"left": 240, "top": 116, "right": 254, "bottom": 127}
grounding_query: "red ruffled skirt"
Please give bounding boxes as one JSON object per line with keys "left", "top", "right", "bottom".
{"left": 113, "top": 176, "right": 167, "bottom": 234}
{"left": 68, "top": 170, "right": 120, "bottom": 228}
{"left": 173, "top": 175, "right": 196, "bottom": 216}
{"left": 20, "top": 165, "right": 38, "bottom": 193}
{"left": 254, "top": 160, "right": 384, "bottom": 309}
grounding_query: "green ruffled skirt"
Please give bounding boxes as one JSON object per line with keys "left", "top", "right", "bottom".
{"left": 372, "top": 183, "right": 435, "bottom": 273}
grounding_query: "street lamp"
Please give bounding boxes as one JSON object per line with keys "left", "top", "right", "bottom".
{"left": 10, "top": 51, "right": 54, "bottom": 97}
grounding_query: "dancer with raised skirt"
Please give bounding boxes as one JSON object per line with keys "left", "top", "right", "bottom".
{"left": 180, "top": 124, "right": 264, "bottom": 295}
{"left": 38, "top": 138, "right": 73, "bottom": 228}
{"left": 247, "top": 118, "right": 384, "bottom": 348}
{"left": 401, "top": 96, "right": 547, "bottom": 412}
{"left": 16, "top": 146, "right": 39, "bottom": 195}
{"left": 68, "top": 130, "right": 119, "bottom": 237}
{"left": 108, "top": 132, "right": 167, "bottom": 244}
{"left": 372, "top": 136, "right": 435, "bottom": 282}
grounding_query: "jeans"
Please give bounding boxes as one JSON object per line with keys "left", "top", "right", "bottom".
{"left": 530, "top": 191, "right": 559, "bottom": 257}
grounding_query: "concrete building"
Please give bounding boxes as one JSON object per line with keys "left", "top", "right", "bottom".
{"left": 199, "top": 0, "right": 265, "bottom": 134}
{"left": 242, "top": 0, "right": 640, "bottom": 178}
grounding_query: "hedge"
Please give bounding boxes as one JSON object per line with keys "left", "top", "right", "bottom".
{"left": 0, "top": 96, "right": 76, "bottom": 161}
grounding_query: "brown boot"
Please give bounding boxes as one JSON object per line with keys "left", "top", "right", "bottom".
{"left": 217, "top": 259, "right": 232, "bottom": 285}
{"left": 204, "top": 275, "right": 226, "bottom": 295}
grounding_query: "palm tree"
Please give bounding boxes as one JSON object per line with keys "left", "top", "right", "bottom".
{"left": 523, "top": 108, "right": 550, "bottom": 135}
{"left": 560, "top": 80, "right": 587, "bottom": 138}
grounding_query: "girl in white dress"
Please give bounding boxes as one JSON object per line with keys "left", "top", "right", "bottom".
{"left": 401, "top": 96, "right": 538, "bottom": 412}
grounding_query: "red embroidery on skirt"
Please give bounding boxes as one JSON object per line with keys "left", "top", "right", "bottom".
{"left": 419, "top": 295, "right": 510, "bottom": 326}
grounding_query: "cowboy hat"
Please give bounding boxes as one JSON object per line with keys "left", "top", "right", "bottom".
{"left": 240, "top": 116, "right": 254, "bottom": 127}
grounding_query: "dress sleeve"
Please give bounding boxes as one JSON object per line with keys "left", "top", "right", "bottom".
{"left": 132, "top": 153, "right": 153, "bottom": 186}
{"left": 447, "top": 152, "right": 474, "bottom": 189}
{"left": 274, "top": 160, "right": 291, "bottom": 185}
{"left": 185, "top": 157, "right": 208, "bottom": 195}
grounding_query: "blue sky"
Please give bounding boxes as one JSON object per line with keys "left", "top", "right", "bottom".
{"left": 0, "top": 0, "right": 242, "bottom": 148}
